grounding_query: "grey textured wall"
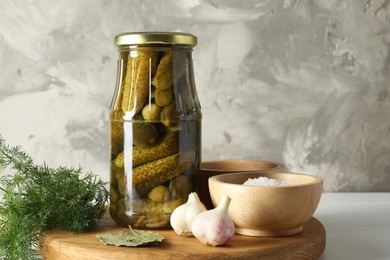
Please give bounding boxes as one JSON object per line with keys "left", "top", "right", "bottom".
{"left": 0, "top": 0, "right": 389, "bottom": 191}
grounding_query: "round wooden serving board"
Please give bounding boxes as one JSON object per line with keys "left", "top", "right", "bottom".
{"left": 41, "top": 211, "right": 326, "bottom": 259}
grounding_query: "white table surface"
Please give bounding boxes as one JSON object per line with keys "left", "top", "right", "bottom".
{"left": 314, "top": 192, "right": 390, "bottom": 260}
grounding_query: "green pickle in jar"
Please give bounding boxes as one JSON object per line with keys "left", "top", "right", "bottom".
{"left": 109, "top": 32, "right": 202, "bottom": 229}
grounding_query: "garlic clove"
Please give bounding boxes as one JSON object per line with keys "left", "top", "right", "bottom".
{"left": 170, "top": 192, "right": 207, "bottom": 236}
{"left": 191, "top": 195, "right": 235, "bottom": 246}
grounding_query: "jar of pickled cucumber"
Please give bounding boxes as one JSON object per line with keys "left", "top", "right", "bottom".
{"left": 109, "top": 32, "right": 202, "bottom": 229}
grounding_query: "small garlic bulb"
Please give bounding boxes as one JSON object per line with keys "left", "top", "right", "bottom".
{"left": 170, "top": 192, "right": 207, "bottom": 236}
{"left": 191, "top": 195, "right": 235, "bottom": 246}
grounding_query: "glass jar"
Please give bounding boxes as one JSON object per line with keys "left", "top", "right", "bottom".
{"left": 109, "top": 32, "right": 202, "bottom": 229}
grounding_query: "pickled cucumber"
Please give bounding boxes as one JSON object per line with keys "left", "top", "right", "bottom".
{"left": 131, "top": 199, "right": 164, "bottom": 215}
{"left": 155, "top": 89, "right": 173, "bottom": 107}
{"left": 152, "top": 51, "right": 187, "bottom": 91}
{"left": 132, "top": 132, "right": 179, "bottom": 167}
{"left": 152, "top": 52, "right": 173, "bottom": 91}
{"left": 122, "top": 52, "right": 157, "bottom": 113}
{"left": 110, "top": 111, "right": 124, "bottom": 158}
{"left": 110, "top": 160, "right": 124, "bottom": 204}
{"left": 111, "top": 52, "right": 128, "bottom": 111}
{"left": 133, "top": 122, "right": 158, "bottom": 147}
{"left": 148, "top": 185, "right": 169, "bottom": 203}
{"left": 115, "top": 152, "right": 125, "bottom": 168}
{"left": 160, "top": 103, "right": 179, "bottom": 128}
{"left": 162, "top": 198, "right": 185, "bottom": 214}
{"left": 142, "top": 103, "right": 161, "bottom": 121}
{"left": 112, "top": 161, "right": 126, "bottom": 196}
{"left": 133, "top": 153, "right": 191, "bottom": 195}
{"left": 110, "top": 183, "right": 120, "bottom": 204}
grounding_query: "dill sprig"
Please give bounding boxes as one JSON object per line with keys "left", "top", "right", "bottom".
{"left": 0, "top": 135, "right": 109, "bottom": 259}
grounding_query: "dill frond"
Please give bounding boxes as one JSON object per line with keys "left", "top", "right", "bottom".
{"left": 0, "top": 135, "right": 109, "bottom": 258}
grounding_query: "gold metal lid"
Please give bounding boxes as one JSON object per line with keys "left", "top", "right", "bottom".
{"left": 114, "top": 32, "right": 197, "bottom": 46}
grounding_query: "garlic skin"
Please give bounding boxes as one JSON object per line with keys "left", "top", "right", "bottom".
{"left": 170, "top": 192, "right": 207, "bottom": 236}
{"left": 191, "top": 196, "right": 235, "bottom": 246}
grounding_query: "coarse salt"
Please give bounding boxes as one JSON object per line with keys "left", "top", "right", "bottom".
{"left": 243, "top": 177, "right": 288, "bottom": 186}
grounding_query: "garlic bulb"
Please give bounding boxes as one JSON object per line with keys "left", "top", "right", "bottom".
{"left": 191, "top": 195, "right": 235, "bottom": 246}
{"left": 170, "top": 192, "right": 207, "bottom": 236}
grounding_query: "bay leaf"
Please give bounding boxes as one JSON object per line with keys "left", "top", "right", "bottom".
{"left": 122, "top": 225, "right": 164, "bottom": 243}
{"left": 97, "top": 226, "right": 164, "bottom": 247}
{"left": 97, "top": 233, "right": 141, "bottom": 247}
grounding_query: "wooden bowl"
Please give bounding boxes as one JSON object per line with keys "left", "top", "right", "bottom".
{"left": 199, "top": 160, "right": 284, "bottom": 209}
{"left": 208, "top": 172, "right": 323, "bottom": 237}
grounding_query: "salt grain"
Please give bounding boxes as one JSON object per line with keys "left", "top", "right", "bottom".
{"left": 243, "top": 177, "right": 288, "bottom": 186}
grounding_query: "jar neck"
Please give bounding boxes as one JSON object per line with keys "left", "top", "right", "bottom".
{"left": 118, "top": 45, "right": 194, "bottom": 53}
